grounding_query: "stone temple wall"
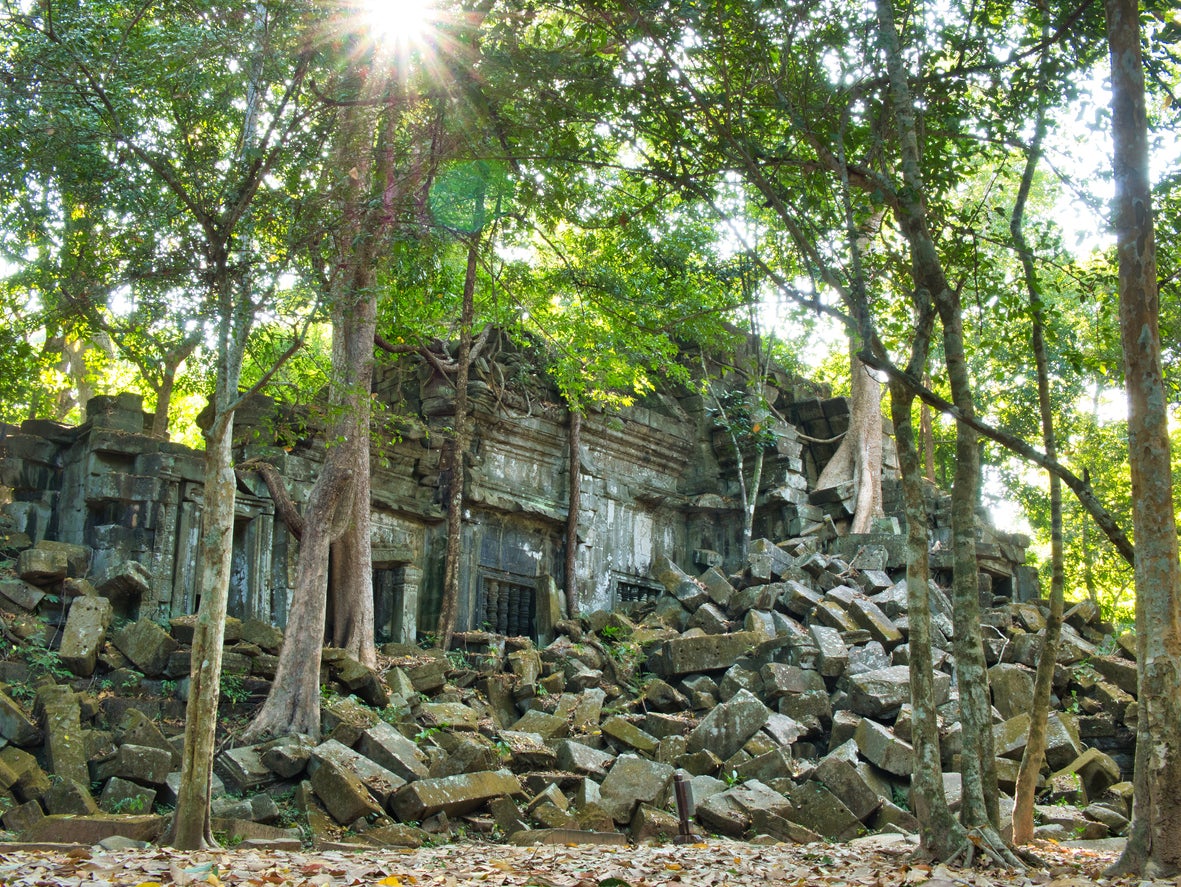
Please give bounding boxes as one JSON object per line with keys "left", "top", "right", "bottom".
{"left": 0, "top": 341, "right": 1037, "bottom": 642}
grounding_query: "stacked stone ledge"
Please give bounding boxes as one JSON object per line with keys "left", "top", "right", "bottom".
{"left": 0, "top": 535, "right": 1137, "bottom": 849}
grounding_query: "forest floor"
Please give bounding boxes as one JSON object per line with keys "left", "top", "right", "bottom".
{"left": 0, "top": 834, "right": 1152, "bottom": 887}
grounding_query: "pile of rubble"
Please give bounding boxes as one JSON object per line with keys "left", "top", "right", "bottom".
{"left": 0, "top": 535, "right": 1137, "bottom": 849}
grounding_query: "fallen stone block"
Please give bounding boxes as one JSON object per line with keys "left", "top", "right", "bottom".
{"left": 93, "top": 743, "right": 172, "bottom": 787}
{"left": 94, "top": 560, "right": 151, "bottom": 605}
{"left": 598, "top": 754, "right": 674, "bottom": 824}
{"left": 848, "top": 665, "right": 949, "bottom": 718}
{"left": 356, "top": 721, "right": 430, "bottom": 782}
{"left": 17, "top": 547, "right": 68, "bottom": 585}
{"left": 602, "top": 716, "right": 660, "bottom": 755}
{"left": 311, "top": 739, "right": 406, "bottom": 808}
{"left": 21, "top": 813, "right": 166, "bottom": 845}
{"left": 390, "top": 770, "right": 523, "bottom": 821}
{"left": 0, "top": 578, "right": 47, "bottom": 613}
{"left": 0, "top": 690, "right": 42, "bottom": 747}
{"left": 506, "top": 828, "right": 628, "bottom": 846}
{"left": 310, "top": 755, "right": 384, "bottom": 825}
{"left": 111, "top": 618, "right": 178, "bottom": 677}
{"left": 787, "top": 780, "right": 862, "bottom": 840}
{"left": 646, "top": 631, "right": 760, "bottom": 677}
{"left": 99, "top": 776, "right": 156, "bottom": 814}
{"left": 686, "top": 689, "right": 770, "bottom": 760}
{"left": 854, "top": 718, "right": 914, "bottom": 777}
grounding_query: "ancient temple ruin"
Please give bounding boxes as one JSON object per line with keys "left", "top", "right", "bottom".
{"left": 0, "top": 335, "right": 1037, "bottom": 642}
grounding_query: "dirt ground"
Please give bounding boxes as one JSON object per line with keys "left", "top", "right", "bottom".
{"left": 0, "top": 834, "right": 1150, "bottom": 887}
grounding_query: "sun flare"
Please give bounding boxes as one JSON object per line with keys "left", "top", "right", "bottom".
{"left": 357, "top": 0, "right": 438, "bottom": 51}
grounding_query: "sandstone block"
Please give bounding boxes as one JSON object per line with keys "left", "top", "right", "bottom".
{"left": 356, "top": 720, "right": 430, "bottom": 782}
{"left": 0, "top": 579, "right": 47, "bottom": 612}
{"left": 112, "top": 618, "right": 178, "bottom": 677}
{"left": 60, "top": 595, "right": 114, "bottom": 677}
{"left": 311, "top": 738, "right": 406, "bottom": 807}
{"left": 602, "top": 716, "right": 660, "bottom": 754}
{"left": 598, "top": 754, "right": 674, "bottom": 824}
{"left": 787, "top": 780, "right": 862, "bottom": 840}
{"left": 0, "top": 690, "right": 42, "bottom": 747}
{"left": 389, "top": 770, "right": 523, "bottom": 820}
{"left": 17, "top": 547, "right": 68, "bottom": 585}
{"left": 686, "top": 689, "right": 770, "bottom": 760}
{"left": 99, "top": 775, "right": 156, "bottom": 814}
{"left": 854, "top": 718, "right": 914, "bottom": 777}
{"left": 310, "top": 755, "right": 383, "bottom": 825}
{"left": 647, "top": 631, "right": 760, "bottom": 678}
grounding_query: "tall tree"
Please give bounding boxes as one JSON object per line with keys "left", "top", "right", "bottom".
{"left": 1104, "top": 0, "right": 1181, "bottom": 875}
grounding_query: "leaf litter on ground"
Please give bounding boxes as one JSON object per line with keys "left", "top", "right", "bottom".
{"left": 0, "top": 837, "right": 1164, "bottom": 887}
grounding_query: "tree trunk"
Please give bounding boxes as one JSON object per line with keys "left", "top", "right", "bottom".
{"left": 892, "top": 380, "right": 968, "bottom": 858}
{"left": 170, "top": 405, "right": 236, "bottom": 849}
{"left": 150, "top": 337, "right": 198, "bottom": 440}
{"left": 244, "top": 277, "right": 374, "bottom": 739}
{"left": 331, "top": 474, "right": 376, "bottom": 667}
{"left": 436, "top": 224, "right": 483, "bottom": 650}
{"left": 876, "top": 0, "right": 1009, "bottom": 856}
{"left": 1009, "top": 67, "right": 1066, "bottom": 845}
{"left": 1105, "top": 0, "right": 1181, "bottom": 875}
{"left": 564, "top": 406, "right": 582, "bottom": 619}
{"left": 815, "top": 351, "right": 883, "bottom": 533}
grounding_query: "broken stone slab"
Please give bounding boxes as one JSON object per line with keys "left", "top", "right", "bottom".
{"left": 309, "top": 754, "right": 384, "bottom": 825}
{"left": 776, "top": 689, "right": 832, "bottom": 737}
{"left": 994, "top": 711, "right": 1083, "bottom": 771}
{"left": 630, "top": 803, "right": 681, "bottom": 842}
{"left": 1052, "top": 747, "right": 1123, "bottom": 803}
{"left": 17, "top": 547, "right": 68, "bottom": 585}
{"left": 111, "top": 618, "right": 178, "bottom": 677}
{"left": 988, "top": 663, "right": 1036, "bottom": 721}
{"left": 813, "top": 599, "right": 858, "bottom": 633}
{"left": 356, "top": 720, "right": 430, "bottom": 782}
{"left": 760, "top": 663, "right": 825, "bottom": 700}
{"left": 21, "top": 813, "right": 167, "bottom": 845}
{"left": 847, "top": 665, "right": 950, "bottom": 718}
{"left": 94, "top": 560, "right": 151, "bottom": 605}
{"left": 601, "top": 716, "right": 660, "bottom": 755}
{"left": 848, "top": 598, "right": 904, "bottom": 648}
{"left": 38, "top": 686, "right": 89, "bottom": 786}
{"left": 510, "top": 709, "right": 569, "bottom": 739}
{"left": 1090, "top": 655, "right": 1138, "bottom": 697}
{"left": 44, "top": 778, "right": 100, "bottom": 815}
{"left": 0, "top": 578, "right": 47, "bottom": 613}
{"left": 646, "top": 631, "right": 760, "bottom": 678}
{"left": 853, "top": 719, "right": 914, "bottom": 778}
{"left": 216, "top": 743, "right": 280, "bottom": 795}
{"left": 430, "top": 736, "right": 502, "bottom": 778}
{"left": 0, "top": 746, "right": 49, "bottom": 803}
{"left": 59, "top": 595, "right": 114, "bottom": 677}
{"left": 598, "top": 754, "right": 674, "bottom": 824}
{"left": 787, "top": 780, "right": 863, "bottom": 840}
{"left": 310, "top": 739, "right": 407, "bottom": 808}
{"left": 93, "top": 743, "right": 172, "bottom": 787}
{"left": 419, "top": 701, "right": 480, "bottom": 731}
{"left": 698, "top": 567, "right": 735, "bottom": 609}
{"left": 810, "top": 624, "right": 848, "bottom": 677}
{"left": 3, "top": 799, "right": 44, "bottom": 833}
{"left": 814, "top": 742, "right": 885, "bottom": 821}
{"left": 688, "top": 602, "right": 731, "bottom": 635}
{"left": 99, "top": 775, "right": 156, "bottom": 814}
{"left": 686, "top": 689, "right": 770, "bottom": 760}
{"left": 0, "top": 689, "right": 42, "bottom": 747}
{"left": 389, "top": 769, "right": 523, "bottom": 820}
{"left": 333, "top": 656, "right": 390, "bottom": 708}
{"left": 762, "top": 712, "right": 806, "bottom": 748}
{"left": 556, "top": 740, "right": 615, "bottom": 779}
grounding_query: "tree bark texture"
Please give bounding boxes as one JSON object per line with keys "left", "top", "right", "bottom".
{"left": 876, "top": 0, "right": 1003, "bottom": 844}
{"left": 171, "top": 407, "right": 236, "bottom": 849}
{"left": 1009, "top": 68, "right": 1066, "bottom": 845}
{"left": 1105, "top": 0, "right": 1181, "bottom": 875}
{"left": 436, "top": 226, "right": 482, "bottom": 650}
{"left": 245, "top": 78, "right": 382, "bottom": 738}
{"left": 815, "top": 351, "right": 884, "bottom": 533}
{"left": 892, "top": 380, "right": 969, "bottom": 858}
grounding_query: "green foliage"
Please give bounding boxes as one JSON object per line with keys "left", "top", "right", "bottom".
{"left": 219, "top": 673, "right": 250, "bottom": 705}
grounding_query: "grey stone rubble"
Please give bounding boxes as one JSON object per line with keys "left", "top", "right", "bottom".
{"left": 0, "top": 530, "right": 1135, "bottom": 849}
